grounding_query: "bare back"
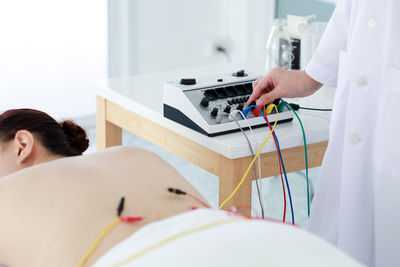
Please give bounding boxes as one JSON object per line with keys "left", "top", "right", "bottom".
{"left": 0, "top": 146, "right": 207, "bottom": 267}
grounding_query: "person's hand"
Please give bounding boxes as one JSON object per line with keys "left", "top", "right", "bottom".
{"left": 246, "top": 69, "right": 322, "bottom": 106}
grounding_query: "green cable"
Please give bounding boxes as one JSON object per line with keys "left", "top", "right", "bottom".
{"left": 283, "top": 101, "right": 310, "bottom": 217}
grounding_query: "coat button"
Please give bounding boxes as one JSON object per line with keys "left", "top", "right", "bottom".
{"left": 368, "top": 18, "right": 377, "bottom": 29}
{"left": 350, "top": 134, "right": 361, "bottom": 145}
{"left": 357, "top": 77, "right": 368, "bottom": 87}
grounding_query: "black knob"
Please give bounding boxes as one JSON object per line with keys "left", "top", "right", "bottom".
{"left": 180, "top": 78, "right": 196, "bottom": 85}
{"left": 237, "top": 103, "right": 244, "bottom": 111}
{"left": 211, "top": 107, "right": 218, "bottom": 117}
{"left": 232, "top": 69, "right": 247, "bottom": 77}
{"left": 273, "top": 98, "right": 281, "bottom": 106}
{"left": 200, "top": 97, "right": 209, "bottom": 107}
{"left": 223, "top": 105, "right": 231, "bottom": 114}
{"left": 227, "top": 100, "right": 233, "bottom": 105}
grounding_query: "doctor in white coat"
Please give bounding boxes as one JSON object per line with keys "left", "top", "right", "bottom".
{"left": 247, "top": 0, "right": 400, "bottom": 266}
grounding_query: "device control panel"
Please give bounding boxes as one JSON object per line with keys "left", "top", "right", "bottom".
{"left": 184, "top": 81, "right": 260, "bottom": 125}
{"left": 163, "top": 70, "right": 293, "bottom": 136}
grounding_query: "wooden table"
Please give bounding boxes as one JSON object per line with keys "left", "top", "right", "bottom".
{"left": 94, "top": 61, "right": 332, "bottom": 215}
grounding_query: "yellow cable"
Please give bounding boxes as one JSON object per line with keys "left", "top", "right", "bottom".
{"left": 77, "top": 217, "right": 120, "bottom": 267}
{"left": 110, "top": 217, "right": 246, "bottom": 267}
{"left": 265, "top": 104, "right": 274, "bottom": 115}
{"left": 219, "top": 104, "right": 279, "bottom": 210}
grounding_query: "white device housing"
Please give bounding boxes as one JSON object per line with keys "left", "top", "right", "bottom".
{"left": 163, "top": 71, "right": 293, "bottom": 136}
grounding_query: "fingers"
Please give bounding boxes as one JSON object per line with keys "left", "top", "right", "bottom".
{"left": 247, "top": 76, "right": 269, "bottom": 105}
{"left": 247, "top": 74, "right": 275, "bottom": 106}
{"left": 252, "top": 77, "right": 262, "bottom": 89}
{"left": 255, "top": 90, "right": 278, "bottom": 106}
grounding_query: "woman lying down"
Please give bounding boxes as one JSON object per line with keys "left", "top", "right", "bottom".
{"left": 0, "top": 109, "right": 363, "bottom": 267}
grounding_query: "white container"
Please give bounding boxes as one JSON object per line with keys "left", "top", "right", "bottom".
{"left": 299, "top": 22, "right": 327, "bottom": 69}
{"left": 265, "top": 19, "right": 293, "bottom": 73}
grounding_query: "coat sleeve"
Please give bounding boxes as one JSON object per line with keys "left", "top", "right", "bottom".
{"left": 305, "top": 0, "right": 352, "bottom": 87}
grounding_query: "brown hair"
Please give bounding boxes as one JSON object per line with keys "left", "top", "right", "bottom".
{"left": 0, "top": 109, "right": 89, "bottom": 156}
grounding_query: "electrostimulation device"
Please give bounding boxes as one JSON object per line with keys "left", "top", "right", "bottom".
{"left": 163, "top": 70, "right": 293, "bottom": 136}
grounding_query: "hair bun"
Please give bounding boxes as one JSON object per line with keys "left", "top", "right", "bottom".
{"left": 60, "top": 120, "right": 89, "bottom": 154}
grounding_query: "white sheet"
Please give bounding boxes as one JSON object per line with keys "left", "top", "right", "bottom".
{"left": 93, "top": 209, "right": 363, "bottom": 267}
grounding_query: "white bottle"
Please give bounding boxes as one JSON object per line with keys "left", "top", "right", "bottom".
{"left": 265, "top": 19, "right": 293, "bottom": 73}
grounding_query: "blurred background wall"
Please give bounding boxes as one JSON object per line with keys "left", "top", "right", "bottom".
{"left": 0, "top": 0, "right": 335, "bottom": 120}
{"left": 276, "top": 0, "right": 335, "bottom": 22}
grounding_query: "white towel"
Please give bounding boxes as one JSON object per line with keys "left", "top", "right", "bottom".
{"left": 93, "top": 209, "right": 363, "bottom": 267}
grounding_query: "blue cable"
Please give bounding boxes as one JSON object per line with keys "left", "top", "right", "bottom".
{"left": 272, "top": 131, "right": 295, "bottom": 224}
{"left": 243, "top": 106, "right": 295, "bottom": 224}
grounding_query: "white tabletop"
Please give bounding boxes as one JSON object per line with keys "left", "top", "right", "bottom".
{"left": 93, "top": 60, "right": 334, "bottom": 159}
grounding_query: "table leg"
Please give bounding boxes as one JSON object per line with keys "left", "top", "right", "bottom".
{"left": 96, "top": 96, "right": 122, "bottom": 150}
{"left": 218, "top": 156, "right": 254, "bottom": 216}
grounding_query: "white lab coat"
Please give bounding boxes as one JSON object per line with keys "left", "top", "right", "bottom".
{"left": 305, "top": 0, "right": 400, "bottom": 266}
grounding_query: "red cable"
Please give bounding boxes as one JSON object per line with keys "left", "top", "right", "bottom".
{"left": 229, "top": 205, "right": 260, "bottom": 218}
{"left": 262, "top": 106, "right": 287, "bottom": 223}
{"left": 186, "top": 192, "right": 211, "bottom": 208}
{"left": 120, "top": 216, "right": 143, "bottom": 223}
{"left": 167, "top": 188, "right": 211, "bottom": 209}
{"left": 226, "top": 207, "right": 296, "bottom": 226}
